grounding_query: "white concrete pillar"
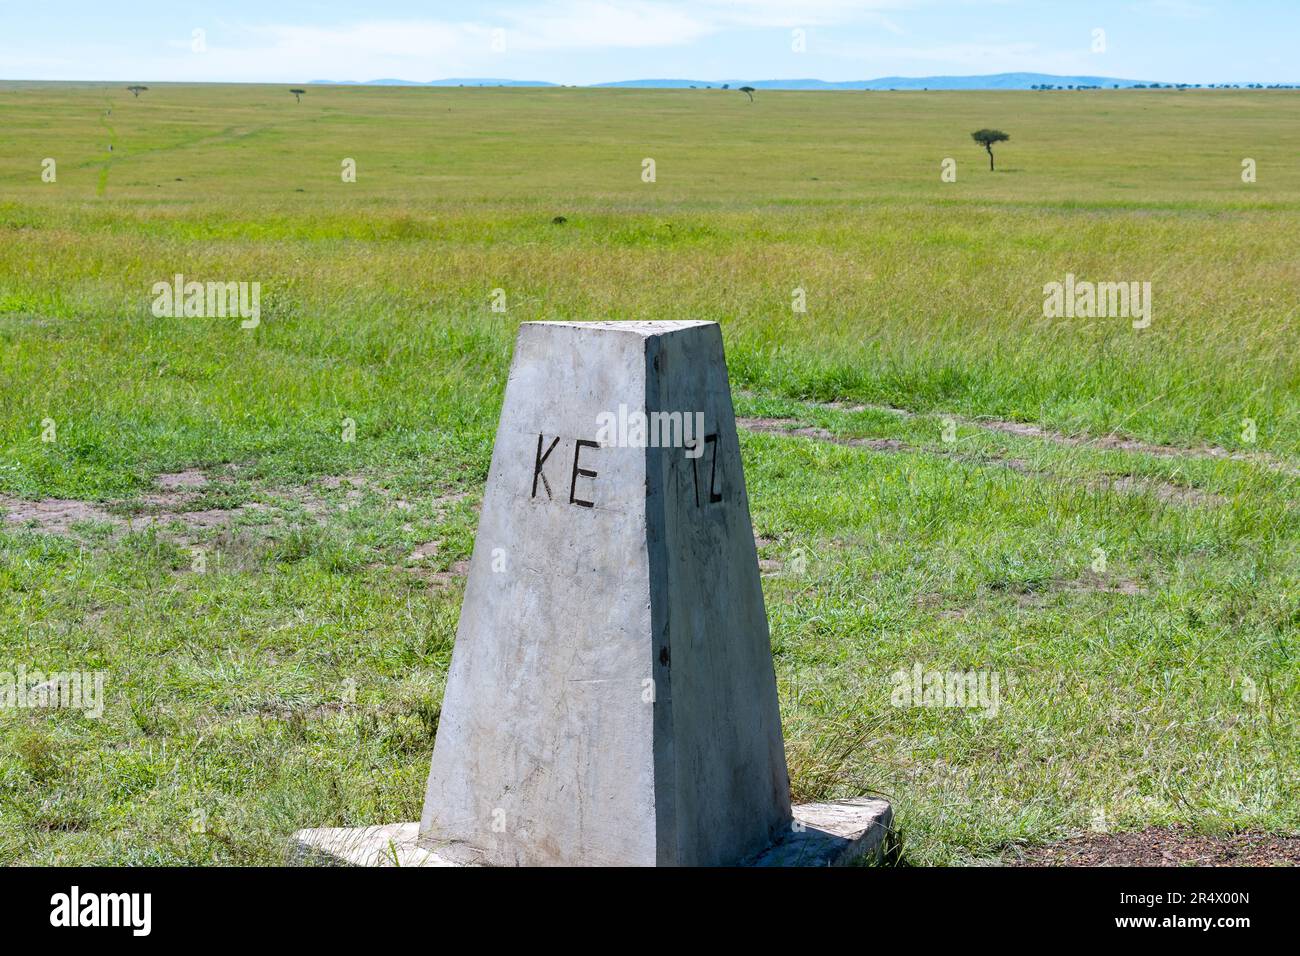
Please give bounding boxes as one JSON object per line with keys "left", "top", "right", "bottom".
{"left": 419, "top": 320, "right": 792, "bottom": 866}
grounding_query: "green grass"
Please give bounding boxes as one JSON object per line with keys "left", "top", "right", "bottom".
{"left": 0, "top": 82, "right": 1296, "bottom": 865}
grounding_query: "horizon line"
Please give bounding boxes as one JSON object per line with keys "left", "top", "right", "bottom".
{"left": 4, "top": 72, "right": 1298, "bottom": 88}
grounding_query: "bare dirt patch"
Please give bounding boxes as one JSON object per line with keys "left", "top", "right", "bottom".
{"left": 3, "top": 471, "right": 377, "bottom": 541}
{"left": 431, "top": 490, "right": 470, "bottom": 510}
{"left": 406, "top": 541, "right": 441, "bottom": 564}
{"left": 393, "top": 558, "right": 471, "bottom": 588}
{"left": 1, "top": 492, "right": 266, "bottom": 543}
{"left": 1007, "top": 826, "right": 1300, "bottom": 866}
{"left": 291, "top": 477, "right": 467, "bottom": 518}
{"left": 134, "top": 469, "right": 216, "bottom": 510}
{"left": 156, "top": 469, "right": 209, "bottom": 490}
{"left": 5, "top": 468, "right": 481, "bottom": 588}
{"left": 752, "top": 533, "right": 787, "bottom": 575}
{"left": 281, "top": 474, "right": 369, "bottom": 516}
{"left": 0, "top": 497, "right": 116, "bottom": 534}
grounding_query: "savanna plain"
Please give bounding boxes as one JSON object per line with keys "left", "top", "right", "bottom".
{"left": 0, "top": 83, "right": 1295, "bottom": 865}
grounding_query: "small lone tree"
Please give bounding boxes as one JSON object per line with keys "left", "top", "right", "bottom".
{"left": 971, "top": 128, "right": 1009, "bottom": 170}
{"left": 127, "top": 85, "right": 148, "bottom": 98}
{"left": 289, "top": 88, "right": 306, "bottom": 103}
{"left": 738, "top": 85, "right": 755, "bottom": 103}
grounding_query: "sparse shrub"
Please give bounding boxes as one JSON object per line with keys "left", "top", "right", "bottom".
{"left": 16, "top": 729, "right": 61, "bottom": 781}
{"left": 971, "top": 128, "right": 1010, "bottom": 170}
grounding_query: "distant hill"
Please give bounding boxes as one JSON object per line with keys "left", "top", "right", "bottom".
{"left": 597, "top": 73, "right": 1154, "bottom": 90}
{"left": 594, "top": 78, "right": 711, "bottom": 89}
{"left": 307, "top": 73, "right": 1160, "bottom": 90}
{"left": 309, "top": 78, "right": 557, "bottom": 87}
{"left": 426, "top": 78, "right": 558, "bottom": 87}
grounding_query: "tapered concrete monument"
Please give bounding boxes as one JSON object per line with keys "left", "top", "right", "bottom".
{"left": 292, "top": 321, "right": 891, "bottom": 867}
{"left": 421, "top": 320, "right": 789, "bottom": 866}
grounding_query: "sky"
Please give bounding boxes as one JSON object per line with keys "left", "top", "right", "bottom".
{"left": 2, "top": 0, "right": 1297, "bottom": 85}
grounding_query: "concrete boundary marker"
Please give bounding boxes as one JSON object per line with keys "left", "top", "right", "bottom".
{"left": 293, "top": 321, "right": 890, "bottom": 867}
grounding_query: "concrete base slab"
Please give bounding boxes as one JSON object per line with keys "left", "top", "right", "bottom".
{"left": 290, "top": 798, "right": 891, "bottom": 868}
{"left": 291, "top": 823, "right": 454, "bottom": 867}
{"left": 748, "top": 798, "right": 893, "bottom": 867}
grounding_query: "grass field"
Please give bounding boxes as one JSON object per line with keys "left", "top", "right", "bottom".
{"left": 0, "top": 82, "right": 1296, "bottom": 865}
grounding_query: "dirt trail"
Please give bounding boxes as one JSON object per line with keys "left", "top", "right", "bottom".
{"left": 738, "top": 392, "right": 1296, "bottom": 475}
{"left": 0, "top": 468, "right": 363, "bottom": 535}
{"left": 1, "top": 469, "right": 475, "bottom": 585}
{"left": 736, "top": 417, "right": 1228, "bottom": 507}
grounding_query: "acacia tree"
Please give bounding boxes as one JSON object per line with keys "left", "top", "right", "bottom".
{"left": 289, "top": 88, "right": 306, "bottom": 103}
{"left": 738, "top": 85, "right": 755, "bottom": 103}
{"left": 127, "top": 85, "right": 148, "bottom": 98}
{"left": 971, "top": 128, "right": 1009, "bottom": 171}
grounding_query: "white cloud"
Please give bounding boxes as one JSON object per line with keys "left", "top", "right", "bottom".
{"left": 1135, "top": 0, "right": 1212, "bottom": 19}
{"left": 5, "top": 0, "right": 1126, "bottom": 84}
{"left": 248, "top": 21, "right": 470, "bottom": 60}
{"left": 501, "top": 1, "right": 715, "bottom": 49}
{"left": 699, "top": 0, "right": 914, "bottom": 29}
{"left": 821, "top": 36, "right": 1104, "bottom": 75}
